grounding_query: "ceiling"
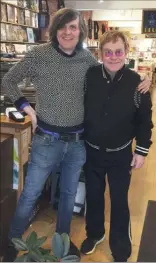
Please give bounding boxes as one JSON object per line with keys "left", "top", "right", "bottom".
{"left": 65, "top": 1, "right": 156, "bottom": 10}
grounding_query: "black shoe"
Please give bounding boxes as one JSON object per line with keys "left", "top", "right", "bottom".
{"left": 2, "top": 242, "right": 18, "bottom": 262}
{"left": 114, "top": 257, "right": 127, "bottom": 262}
{"left": 68, "top": 241, "right": 80, "bottom": 259}
{"left": 80, "top": 235, "right": 105, "bottom": 255}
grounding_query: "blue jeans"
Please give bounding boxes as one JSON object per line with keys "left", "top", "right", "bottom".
{"left": 9, "top": 132, "right": 86, "bottom": 239}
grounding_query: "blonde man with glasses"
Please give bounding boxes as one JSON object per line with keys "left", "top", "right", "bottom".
{"left": 81, "top": 31, "right": 153, "bottom": 262}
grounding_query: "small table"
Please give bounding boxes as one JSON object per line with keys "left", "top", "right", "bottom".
{"left": 0, "top": 115, "right": 32, "bottom": 198}
{"left": 137, "top": 200, "right": 156, "bottom": 262}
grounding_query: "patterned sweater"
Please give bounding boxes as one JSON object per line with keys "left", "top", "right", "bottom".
{"left": 2, "top": 43, "right": 98, "bottom": 132}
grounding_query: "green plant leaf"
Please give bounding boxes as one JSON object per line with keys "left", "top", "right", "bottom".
{"left": 61, "top": 254, "right": 80, "bottom": 262}
{"left": 43, "top": 254, "right": 58, "bottom": 262}
{"left": 39, "top": 247, "right": 51, "bottom": 255}
{"left": 61, "top": 233, "right": 70, "bottom": 257}
{"left": 12, "top": 238, "right": 28, "bottom": 251}
{"left": 26, "top": 231, "right": 38, "bottom": 249}
{"left": 36, "top": 236, "right": 47, "bottom": 248}
{"left": 52, "top": 232, "right": 64, "bottom": 258}
{"left": 29, "top": 248, "right": 45, "bottom": 262}
{"left": 14, "top": 253, "right": 30, "bottom": 262}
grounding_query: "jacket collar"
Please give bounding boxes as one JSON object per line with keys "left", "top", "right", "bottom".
{"left": 102, "top": 64, "right": 126, "bottom": 82}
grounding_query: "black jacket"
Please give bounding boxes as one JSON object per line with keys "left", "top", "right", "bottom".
{"left": 84, "top": 64, "right": 153, "bottom": 156}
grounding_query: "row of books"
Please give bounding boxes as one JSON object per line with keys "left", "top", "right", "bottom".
{"left": 1, "top": 23, "right": 36, "bottom": 43}
{"left": 1, "top": 0, "right": 39, "bottom": 12}
{"left": 1, "top": 42, "right": 37, "bottom": 56}
{"left": 1, "top": 3, "right": 38, "bottom": 28}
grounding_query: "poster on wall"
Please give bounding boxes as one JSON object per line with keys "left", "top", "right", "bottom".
{"left": 142, "top": 9, "right": 156, "bottom": 34}
{"left": 13, "top": 138, "right": 19, "bottom": 190}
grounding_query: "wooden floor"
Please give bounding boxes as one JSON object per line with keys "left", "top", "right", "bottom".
{"left": 24, "top": 87, "right": 156, "bottom": 262}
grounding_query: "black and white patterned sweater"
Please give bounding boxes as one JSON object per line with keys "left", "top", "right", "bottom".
{"left": 2, "top": 43, "right": 98, "bottom": 132}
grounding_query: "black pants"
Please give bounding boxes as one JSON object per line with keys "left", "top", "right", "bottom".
{"left": 84, "top": 143, "right": 133, "bottom": 260}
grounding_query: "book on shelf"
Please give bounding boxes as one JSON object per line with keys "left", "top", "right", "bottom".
{"left": 38, "top": 13, "right": 49, "bottom": 28}
{"left": 31, "top": 12, "right": 38, "bottom": 28}
{"left": 17, "top": 8, "right": 25, "bottom": 25}
{"left": 17, "top": 26, "right": 28, "bottom": 42}
{"left": 5, "top": 24, "right": 28, "bottom": 42}
{"left": 1, "top": 43, "right": 7, "bottom": 54}
{"left": 25, "top": 9, "right": 31, "bottom": 26}
{"left": 7, "top": 4, "right": 18, "bottom": 23}
{"left": 6, "top": 24, "right": 19, "bottom": 41}
{"left": 5, "top": 24, "right": 11, "bottom": 41}
{"left": 1, "top": 23, "right": 7, "bottom": 41}
{"left": 1, "top": 3, "right": 7, "bottom": 22}
{"left": 7, "top": 5, "right": 15, "bottom": 23}
{"left": 5, "top": 43, "right": 16, "bottom": 54}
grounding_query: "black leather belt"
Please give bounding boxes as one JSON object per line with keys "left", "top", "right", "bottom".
{"left": 35, "top": 127, "right": 84, "bottom": 142}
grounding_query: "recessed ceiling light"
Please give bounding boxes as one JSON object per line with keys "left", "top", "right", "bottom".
{"left": 100, "top": 0, "right": 104, "bottom": 2}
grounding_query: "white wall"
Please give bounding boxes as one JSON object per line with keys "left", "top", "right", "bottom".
{"left": 108, "top": 22, "right": 142, "bottom": 34}
{"left": 92, "top": 10, "right": 142, "bottom": 21}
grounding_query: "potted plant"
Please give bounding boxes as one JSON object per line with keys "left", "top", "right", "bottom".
{"left": 12, "top": 231, "right": 80, "bottom": 262}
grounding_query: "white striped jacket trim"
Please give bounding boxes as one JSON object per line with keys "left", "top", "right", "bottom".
{"left": 136, "top": 145, "right": 149, "bottom": 154}
{"left": 86, "top": 140, "right": 132, "bottom": 152}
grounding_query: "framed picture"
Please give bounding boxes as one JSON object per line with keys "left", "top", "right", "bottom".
{"left": 26, "top": 27, "right": 35, "bottom": 43}
{"left": 142, "top": 9, "right": 156, "bottom": 34}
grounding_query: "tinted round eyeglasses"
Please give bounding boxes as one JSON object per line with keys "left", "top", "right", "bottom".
{"left": 103, "top": 49, "right": 125, "bottom": 57}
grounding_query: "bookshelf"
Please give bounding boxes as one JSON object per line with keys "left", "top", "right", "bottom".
{"left": 1, "top": 41, "right": 39, "bottom": 44}
{"left": 1, "top": 21, "right": 38, "bottom": 29}
{"left": 1, "top": 1, "right": 39, "bottom": 13}
{"left": 1, "top": 0, "right": 39, "bottom": 44}
{"left": 1, "top": 0, "right": 49, "bottom": 57}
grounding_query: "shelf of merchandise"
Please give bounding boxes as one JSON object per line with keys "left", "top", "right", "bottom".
{"left": 1, "top": 21, "right": 38, "bottom": 29}
{"left": 1, "top": 1, "right": 40, "bottom": 48}
{"left": 1, "top": 1, "right": 39, "bottom": 13}
{"left": 1, "top": 40, "right": 39, "bottom": 44}
{"left": 0, "top": 58, "right": 21, "bottom": 62}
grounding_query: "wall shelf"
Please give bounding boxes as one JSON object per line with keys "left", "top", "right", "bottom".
{"left": 1, "top": 41, "right": 39, "bottom": 44}
{"left": 1, "top": 21, "right": 38, "bottom": 29}
{"left": 1, "top": 1, "right": 39, "bottom": 13}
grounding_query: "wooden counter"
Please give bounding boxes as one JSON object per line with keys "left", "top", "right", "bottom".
{"left": 0, "top": 115, "right": 32, "bottom": 198}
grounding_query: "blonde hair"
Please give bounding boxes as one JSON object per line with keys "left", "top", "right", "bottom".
{"left": 99, "top": 31, "right": 129, "bottom": 51}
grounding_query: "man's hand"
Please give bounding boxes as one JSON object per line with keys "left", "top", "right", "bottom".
{"left": 23, "top": 105, "right": 37, "bottom": 133}
{"left": 131, "top": 153, "right": 145, "bottom": 169}
{"left": 137, "top": 74, "right": 151, "bottom": 94}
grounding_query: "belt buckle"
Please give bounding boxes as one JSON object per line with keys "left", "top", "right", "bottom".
{"left": 76, "top": 133, "right": 79, "bottom": 142}
{"left": 60, "top": 134, "right": 69, "bottom": 142}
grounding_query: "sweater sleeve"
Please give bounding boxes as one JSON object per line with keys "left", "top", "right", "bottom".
{"left": 2, "top": 48, "right": 36, "bottom": 105}
{"left": 135, "top": 92, "right": 153, "bottom": 156}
